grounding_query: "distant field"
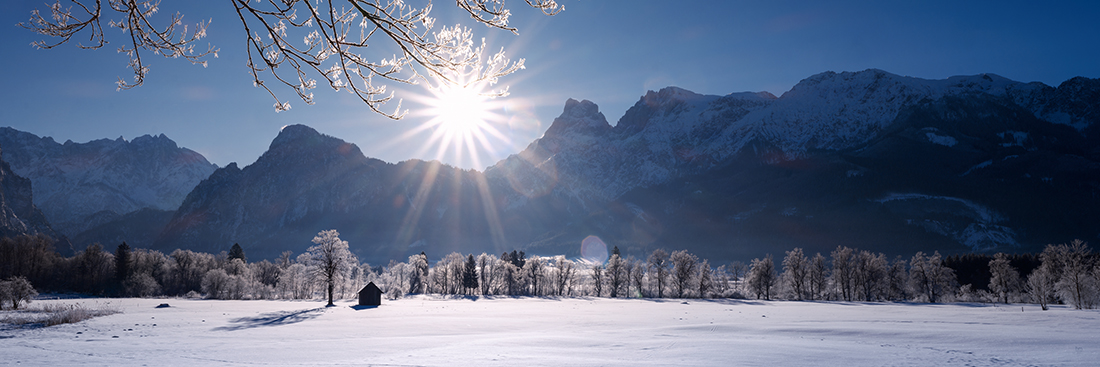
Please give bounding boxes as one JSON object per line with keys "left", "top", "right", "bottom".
{"left": 2, "top": 297, "right": 1098, "bottom": 366}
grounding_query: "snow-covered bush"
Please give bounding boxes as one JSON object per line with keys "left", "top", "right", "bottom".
{"left": 1, "top": 276, "right": 38, "bottom": 310}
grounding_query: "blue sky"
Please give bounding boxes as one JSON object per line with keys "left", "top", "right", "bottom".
{"left": 2, "top": 0, "right": 1098, "bottom": 170}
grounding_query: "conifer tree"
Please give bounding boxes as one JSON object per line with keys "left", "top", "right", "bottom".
{"left": 115, "top": 242, "right": 131, "bottom": 284}
{"left": 463, "top": 254, "right": 479, "bottom": 294}
{"left": 228, "top": 243, "right": 247, "bottom": 263}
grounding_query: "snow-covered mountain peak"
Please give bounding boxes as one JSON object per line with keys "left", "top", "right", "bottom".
{"left": 542, "top": 99, "right": 610, "bottom": 138}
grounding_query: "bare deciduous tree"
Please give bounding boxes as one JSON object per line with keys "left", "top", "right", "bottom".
{"left": 782, "top": 248, "right": 808, "bottom": 300}
{"left": 830, "top": 246, "right": 855, "bottom": 302}
{"left": 606, "top": 253, "right": 626, "bottom": 298}
{"left": 988, "top": 253, "right": 1022, "bottom": 304}
{"left": 1027, "top": 264, "right": 1057, "bottom": 311}
{"left": 909, "top": 251, "right": 956, "bottom": 303}
{"left": 306, "top": 229, "right": 354, "bottom": 306}
{"left": 647, "top": 249, "right": 669, "bottom": 298}
{"left": 807, "top": 253, "right": 828, "bottom": 301}
{"left": 669, "top": 250, "right": 697, "bottom": 298}
{"left": 477, "top": 253, "right": 496, "bottom": 295}
{"left": 747, "top": 255, "right": 776, "bottom": 300}
{"left": 1046, "top": 240, "right": 1098, "bottom": 309}
{"left": 19, "top": 0, "right": 561, "bottom": 115}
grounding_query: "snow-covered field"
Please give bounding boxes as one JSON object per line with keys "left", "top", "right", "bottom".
{"left": 3, "top": 297, "right": 1098, "bottom": 366}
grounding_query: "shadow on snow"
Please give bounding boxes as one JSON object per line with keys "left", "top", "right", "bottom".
{"left": 349, "top": 305, "right": 378, "bottom": 310}
{"left": 213, "top": 307, "right": 324, "bottom": 331}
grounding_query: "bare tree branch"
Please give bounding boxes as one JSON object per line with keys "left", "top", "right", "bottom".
{"left": 19, "top": 0, "right": 561, "bottom": 116}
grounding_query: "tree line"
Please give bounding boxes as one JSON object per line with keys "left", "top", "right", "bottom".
{"left": 744, "top": 240, "right": 1100, "bottom": 309}
{"left": 2, "top": 232, "right": 1098, "bottom": 310}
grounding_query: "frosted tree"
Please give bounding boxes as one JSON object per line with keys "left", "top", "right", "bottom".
{"left": 1047, "top": 240, "right": 1097, "bottom": 309}
{"left": 697, "top": 259, "right": 713, "bottom": 299}
{"left": 782, "top": 248, "right": 809, "bottom": 300}
{"left": 123, "top": 273, "right": 163, "bottom": 298}
{"left": 807, "top": 253, "right": 828, "bottom": 301}
{"left": 853, "top": 251, "right": 887, "bottom": 302}
{"left": 830, "top": 246, "right": 855, "bottom": 301}
{"left": 169, "top": 249, "right": 217, "bottom": 295}
{"left": 728, "top": 261, "right": 748, "bottom": 296}
{"left": 987, "top": 253, "right": 1022, "bottom": 304}
{"left": 669, "top": 250, "right": 698, "bottom": 298}
{"left": 909, "top": 251, "right": 956, "bottom": 303}
{"left": 382, "top": 260, "right": 408, "bottom": 299}
{"left": 407, "top": 252, "right": 428, "bottom": 294}
{"left": 19, "top": 0, "right": 562, "bottom": 115}
{"left": 432, "top": 252, "right": 467, "bottom": 295}
{"left": 747, "top": 255, "right": 777, "bottom": 300}
{"left": 252, "top": 260, "right": 282, "bottom": 289}
{"left": 306, "top": 229, "right": 354, "bottom": 306}
{"left": 494, "top": 260, "right": 520, "bottom": 295}
{"left": 279, "top": 263, "right": 312, "bottom": 299}
{"left": 552, "top": 256, "right": 576, "bottom": 296}
{"left": 885, "top": 256, "right": 910, "bottom": 302}
{"left": 523, "top": 256, "right": 546, "bottom": 296}
{"left": 1027, "top": 264, "right": 1057, "bottom": 310}
{"left": 589, "top": 262, "right": 604, "bottom": 297}
{"left": 647, "top": 249, "right": 669, "bottom": 298}
{"left": 476, "top": 253, "right": 497, "bottom": 295}
{"left": 630, "top": 260, "right": 646, "bottom": 298}
{"left": 201, "top": 268, "right": 232, "bottom": 299}
{"left": 606, "top": 253, "right": 627, "bottom": 298}
{"left": 0, "top": 276, "right": 38, "bottom": 310}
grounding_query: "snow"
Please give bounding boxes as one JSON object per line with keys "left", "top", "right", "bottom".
{"left": 876, "top": 193, "right": 1003, "bottom": 223}
{"left": 998, "top": 131, "right": 1029, "bottom": 147}
{"left": 4, "top": 297, "right": 1098, "bottom": 366}
{"left": 925, "top": 132, "right": 958, "bottom": 147}
{"left": 961, "top": 160, "right": 993, "bottom": 176}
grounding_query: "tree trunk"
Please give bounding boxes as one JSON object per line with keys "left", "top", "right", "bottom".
{"left": 327, "top": 278, "right": 335, "bottom": 306}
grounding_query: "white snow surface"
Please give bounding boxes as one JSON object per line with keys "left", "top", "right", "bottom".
{"left": 925, "top": 132, "right": 958, "bottom": 147}
{"left": 4, "top": 297, "right": 1098, "bottom": 366}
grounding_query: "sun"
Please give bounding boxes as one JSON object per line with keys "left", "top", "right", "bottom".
{"left": 431, "top": 84, "right": 492, "bottom": 138}
{"left": 400, "top": 81, "right": 510, "bottom": 169}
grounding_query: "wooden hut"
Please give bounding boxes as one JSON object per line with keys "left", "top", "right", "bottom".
{"left": 358, "top": 282, "right": 382, "bottom": 306}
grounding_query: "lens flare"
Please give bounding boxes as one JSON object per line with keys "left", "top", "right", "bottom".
{"left": 581, "top": 235, "right": 609, "bottom": 265}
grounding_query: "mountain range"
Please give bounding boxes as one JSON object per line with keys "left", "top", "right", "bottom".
{"left": 0, "top": 128, "right": 217, "bottom": 249}
{"left": 3, "top": 69, "right": 1097, "bottom": 263}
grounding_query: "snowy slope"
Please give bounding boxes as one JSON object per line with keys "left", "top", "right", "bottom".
{"left": 488, "top": 70, "right": 1095, "bottom": 208}
{"left": 3, "top": 297, "right": 1098, "bottom": 366}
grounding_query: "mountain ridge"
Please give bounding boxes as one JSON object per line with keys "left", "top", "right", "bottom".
{"left": 10, "top": 68, "right": 1097, "bottom": 264}
{"left": 0, "top": 127, "right": 219, "bottom": 242}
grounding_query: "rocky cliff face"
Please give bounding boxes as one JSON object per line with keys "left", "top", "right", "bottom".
{"left": 0, "top": 128, "right": 218, "bottom": 238}
{"left": 0, "top": 147, "right": 67, "bottom": 249}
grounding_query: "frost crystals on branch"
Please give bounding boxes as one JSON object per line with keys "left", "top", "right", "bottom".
{"left": 306, "top": 229, "right": 355, "bottom": 306}
{"left": 19, "top": 0, "right": 218, "bottom": 91}
{"left": 19, "top": 0, "right": 561, "bottom": 116}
